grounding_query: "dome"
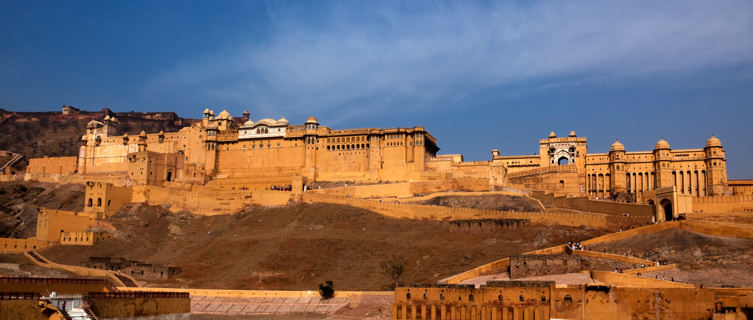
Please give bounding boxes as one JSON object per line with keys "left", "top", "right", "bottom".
{"left": 305, "top": 116, "right": 319, "bottom": 124}
{"left": 218, "top": 109, "right": 231, "bottom": 120}
{"left": 277, "top": 117, "right": 289, "bottom": 125}
{"left": 203, "top": 108, "right": 211, "bottom": 114}
{"left": 139, "top": 130, "right": 147, "bottom": 137}
{"left": 654, "top": 138, "right": 670, "bottom": 150}
{"left": 209, "top": 110, "right": 215, "bottom": 116}
{"left": 243, "top": 110, "right": 249, "bottom": 115}
{"left": 548, "top": 131, "right": 556, "bottom": 138}
{"left": 610, "top": 140, "right": 625, "bottom": 152}
{"left": 706, "top": 135, "right": 722, "bottom": 148}
{"left": 569, "top": 131, "right": 576, "bottom": 137}
{"left": 104, "top": 115, "right": 110, "bottom": 121}
{"left": 242, "top": 120, "right": 254, "bottom": 127}
{"left": 256, "top": 118, "right": 276, "bottom": 126}
{"left": 110, "top": 117, "right": 118, "bottom": 122}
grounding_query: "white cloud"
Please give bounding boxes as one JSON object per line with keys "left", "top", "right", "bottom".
{"left": 145, "top": 0, "right": 753, "bottom": 124}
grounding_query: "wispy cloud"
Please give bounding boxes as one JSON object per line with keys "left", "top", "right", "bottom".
{"left": 145, "top": 0, "right": 753, "bottom": 124}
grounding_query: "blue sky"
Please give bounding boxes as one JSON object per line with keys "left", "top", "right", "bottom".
{"left": 1, "top": 1, "right": 752, "bottom": 178}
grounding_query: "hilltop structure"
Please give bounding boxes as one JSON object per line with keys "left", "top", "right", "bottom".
{"left": 21, "top": 108, "right": 752, "bottom": 221}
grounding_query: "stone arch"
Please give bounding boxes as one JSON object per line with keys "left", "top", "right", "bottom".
{"left": 557, "top": 156, "right": 569, "bottom": 165}
{"left": 660, "top": 198, "right": 673, "bottom": 222}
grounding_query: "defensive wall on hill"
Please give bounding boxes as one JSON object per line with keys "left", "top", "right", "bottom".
{"left": 26, "top": 156, "right": 78, "bottom": 176}
{"left": 132, "top": 185, "right": 293, "bottom": 215}
{"left": 0, "top": 208, "right": 102, "bottom": 253}
{"left": 302, "top": 193, "right": 650, "bottom": 229}
{"left": 692, "top": 194, "right": 753, "bottom": 212}
{"left": 532, "top": 191, "right": 655, "bottom": 217}
{"left": 23, "top": 251, "right": 137, "bottom": 288}
{"left": 442, "top": 220, "right": 753, "bottom": 284}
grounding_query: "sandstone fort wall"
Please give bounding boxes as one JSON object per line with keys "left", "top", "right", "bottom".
{"left": 532, "top": 191, "right": 655, "bottom": 217}
{"left": 692, "top": 194, "right": 753, "bottom": 212}
{"left": 302, "top": 193, "right": 649, "bottom": 229}
{"left": 26, "top": 156, "right": 77, "bottom": 175}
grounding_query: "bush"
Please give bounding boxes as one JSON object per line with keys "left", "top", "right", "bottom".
{"left": 318, "top": 280, "right": 335, "bottom": 299}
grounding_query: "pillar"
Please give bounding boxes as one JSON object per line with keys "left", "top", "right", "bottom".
{"left": 501, "top": 307, "right": 509, "bottom": 320}
{"left": 402, "top": 304, "right": 408, "bottom": 320}
{"left": 491, "top": 306, "right": 497, "bottom": 320}
{"left": 394, "top": 304, "right": 399, "bottom": 320}
{"left": 451, "top": 305, "right": 456, "bottom": 320}
{"left": 512, "top": 307, "right": 520, "bottom": 320}
{"left": 412, "top": 304, "right": 417, "bottom": 320}
{"left": 431, "top": 305, "right": 437, "bottom": 320}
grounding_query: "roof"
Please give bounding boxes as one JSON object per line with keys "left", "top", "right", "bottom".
{"left": 655, "top": 138, "right": 670, "bottom": 150}
{"left": 705, "top": 135, "right": 722, "bottom": 148}
{"left": 610, "top": 140, "right": 625, "bottom": 152}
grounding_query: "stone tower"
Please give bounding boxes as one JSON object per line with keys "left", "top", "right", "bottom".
{"left": 303, "top": 116, "right": 319, "bottom": 179}
{"left": 609, "top": 140, "right": 627, "bottom": 195}
{"left": 704, "top": 135, "right": 727, "bottom": 196}
{"left": 608, "top": 140, "right": 626, "bottom": 195}
{"left": 653, "top": 138, "right": 672, "bottom": 189}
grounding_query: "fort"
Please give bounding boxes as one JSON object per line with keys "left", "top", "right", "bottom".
{"left": 2, "top": 108, "right": 753, "bottom": 319}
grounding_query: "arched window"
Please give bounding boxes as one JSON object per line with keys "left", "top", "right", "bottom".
{"left": 97, "top": 198, "right": 102, "bottom": 207}
{"left": 88, "top": 198, "right": 93, "bottom": 207}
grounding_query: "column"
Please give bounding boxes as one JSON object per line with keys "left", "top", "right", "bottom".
{"left": 451, "top": 305, "right": 456, "bottom": 320}
{"left": 394, "top": 304, "right": 399, "bottom": 320}
{"left": 402, "top": 304, "right": 408, "bottom": 320}
{"left": 512, "top": 307, "right": 520, "bottom": 320}
{"left": 421, "top": 305, "right": 427, "bottom": 320}
{"left": 412, "top": 304, "right": 417, "bottom": 320}
{"left": 431, "top": 305, "right": 437, "bottom": 320}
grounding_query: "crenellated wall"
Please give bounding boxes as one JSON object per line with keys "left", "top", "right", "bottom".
{"left": 692, "top": 194, "right": 753, "bottom": 212}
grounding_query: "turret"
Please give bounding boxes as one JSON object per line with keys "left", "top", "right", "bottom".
{"left": 242, "top": 110, "right": 250, "bottom": 123}
{"left": 137, "top": 130, "right": 147, "bottom": 152}
{"left": 609, "top": 140, "right": 626, "bottom": 195}
{"left": 653, "top": 138, "right": 672, "bottom": 189}
{"left": 303, "top": 116, "right": 320, "bottom": 179}
{"left": 704, "top": 135, "right": 727, "bottom": 196}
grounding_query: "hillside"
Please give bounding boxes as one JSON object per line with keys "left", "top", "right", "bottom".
{"left": 0, "top": 108, "right": 192, "bottom": 168}
{"left": 0, "top": 182, "right": 85, "bottom": 238}
{"left": 40, "top": 202, "right": 605, "bottom": 291}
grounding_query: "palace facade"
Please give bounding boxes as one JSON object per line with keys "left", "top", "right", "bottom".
{"left": 493, "top": 131, "right": 729, "bottom": 199}
{"left": 41, "top": 109, "right": 506, "bottom": 190}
